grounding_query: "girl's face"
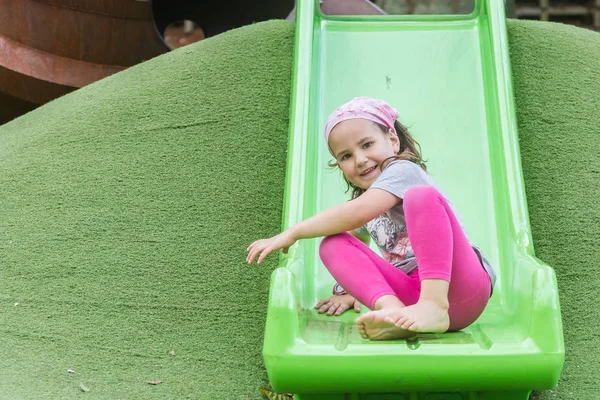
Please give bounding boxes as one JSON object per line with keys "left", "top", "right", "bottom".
{"left": 328, "top": 118, "right": 400, "bottom": 190}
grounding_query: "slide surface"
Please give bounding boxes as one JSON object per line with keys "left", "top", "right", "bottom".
{"left": 264, "top": 0, "right": 564, "bottom": 398}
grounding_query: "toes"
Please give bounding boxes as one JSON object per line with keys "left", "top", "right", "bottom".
{"left": 357, "top": 325, "right": 369, "bottom": 339}
{"left": 384, "top": 314, "right": 402, "bottom": 324}
{"left": 394, "top": 316, "right": 409, "bottom": 327}
{"left": 401, "top": 322, "right": 413, "bottom": 330}
{"left": 407, "top": 322, "right": 420, "bottom": 332}
{"left": 399, "top": 318, "right": 414, "bottom": 330}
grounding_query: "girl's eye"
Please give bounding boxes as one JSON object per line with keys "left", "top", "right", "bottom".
{"left": 340, "top": 154, "right": 351, "bottom": 161}
{"left": 363, "top": 142, "right": 373, "bottom": 149}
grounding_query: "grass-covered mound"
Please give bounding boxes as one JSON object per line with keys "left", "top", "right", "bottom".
{"left": 0, "top": 15, "right": 598, "bottom": 399}
{"left": 0, "top": 20, "right": 294, "bottom": 399}
{"left": 509, "top": 19, "right": 600, "bottom": 400}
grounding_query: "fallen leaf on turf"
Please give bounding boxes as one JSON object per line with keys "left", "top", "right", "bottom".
{"left": 79, "top": 383, "right": 90, "bottom": 392}
{"left": 147, "top": 380, "right": 163, "bottom": 385}
{"left": 259, "top": 386, "right": 294, "bottom": 399}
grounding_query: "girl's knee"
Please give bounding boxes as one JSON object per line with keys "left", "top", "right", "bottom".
{"left": 319, "top": 232, "right": 353, "bottom": 258}
{"left": 403, "top": 185, "right": 442, "bottom": 209}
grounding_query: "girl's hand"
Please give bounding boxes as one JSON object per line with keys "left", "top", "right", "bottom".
{"left": 246, "top": 231, "right": 296, "bottom": 264}
{"left": 314, "top": 294, "right": 361, "bottom": 316}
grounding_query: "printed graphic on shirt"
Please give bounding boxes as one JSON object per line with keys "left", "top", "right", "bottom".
{"left": 365, "top": 214, "right": 414, "bottom": 267}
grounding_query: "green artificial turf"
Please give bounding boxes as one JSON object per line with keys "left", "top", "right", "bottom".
{"left": 0, "top": 20, "right": 295, "bottom": 399}
{"left": 508, "top": 20, "right": 600, "bottom": 399}
{"left": 0, "top": 15, "right": 599, "bottom": 400}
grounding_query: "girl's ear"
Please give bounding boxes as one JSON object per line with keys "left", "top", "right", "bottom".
{"left": 389, "top": 129, "right": 400, "bottom": 153}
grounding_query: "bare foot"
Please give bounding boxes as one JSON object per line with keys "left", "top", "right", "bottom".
{"left": 384, "top": 299, "right": 450, "bottom": 333}
{"left": 356, "top": 309, "right": 415, "bottom": 340}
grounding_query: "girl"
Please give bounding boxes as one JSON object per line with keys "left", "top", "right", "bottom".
{"left": 247, "top": 97, "right": 496, "bottom": 340}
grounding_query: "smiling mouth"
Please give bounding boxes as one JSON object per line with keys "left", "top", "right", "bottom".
{"left": 361, "top": 166, "right": 377, "bottom": 176}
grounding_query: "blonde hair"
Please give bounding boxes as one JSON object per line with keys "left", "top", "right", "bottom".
{"left": 328, "top": 120, "right": 427, "bottom": 199}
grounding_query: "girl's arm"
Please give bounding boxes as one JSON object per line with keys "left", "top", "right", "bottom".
{"left": 247, "top": 188, "right": 398, "bottom": 264}
{"left": 291, "top": 188, "right": 399, "bottom": 239}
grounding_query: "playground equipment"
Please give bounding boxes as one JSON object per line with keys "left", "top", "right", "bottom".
{"left": 263, "top": 0, "right": 564, "bottom": 398}
{"left": 0, "top": 0, "right": 295, "bottom": 124}
{"left": 0, "top": 0, "right": 168, "bottom": 124}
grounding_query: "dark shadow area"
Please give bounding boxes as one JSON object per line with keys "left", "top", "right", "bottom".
{"left": 152, "top": 0, "right": 295, "bottom": 42}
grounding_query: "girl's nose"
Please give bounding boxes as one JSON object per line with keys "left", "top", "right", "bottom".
{"left": 356, "top": 153, "right": 368, "bottom": 166}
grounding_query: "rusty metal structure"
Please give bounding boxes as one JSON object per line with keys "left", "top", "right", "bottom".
{"left": 0, "top": 0, "right": 299, "bottom": 124}
{"left": 0, "top": 0, "right": 172, "bottom": 124}
{"left": 0, "top": 0, "right": 400, "bottom": 125}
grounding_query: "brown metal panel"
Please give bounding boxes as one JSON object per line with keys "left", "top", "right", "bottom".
{"left": 33, "top": 0, "right": 153, "bottom": 20}
{"left": 0, "top": 0, "right": 168, "bottom": 124}
{"left": 0, "top": 0, "right": 167, "bottom": 66}
{"left": 0, "top": 0, "right": 304, "bottom": 124}
{"left": 0, "top": 64, "right": 73, "bottom": 105}
{"left": 0, "top": 33, "right": 125, "bottom": 88}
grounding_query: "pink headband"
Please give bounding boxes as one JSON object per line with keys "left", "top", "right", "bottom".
{"left": 324, "top": 97, "right": 399, "bottom": 147}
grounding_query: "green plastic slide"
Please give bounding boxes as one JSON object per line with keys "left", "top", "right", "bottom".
{"left": 263, "top": 0, "right": 564, "bottom": 398}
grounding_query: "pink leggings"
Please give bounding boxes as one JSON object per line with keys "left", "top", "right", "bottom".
{"left": 319, "top": 185, "right": 491, "bottom": 331}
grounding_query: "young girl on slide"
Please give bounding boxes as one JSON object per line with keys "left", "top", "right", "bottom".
{"left": 247, "top": 97, "right": 496, "bottom": 340}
